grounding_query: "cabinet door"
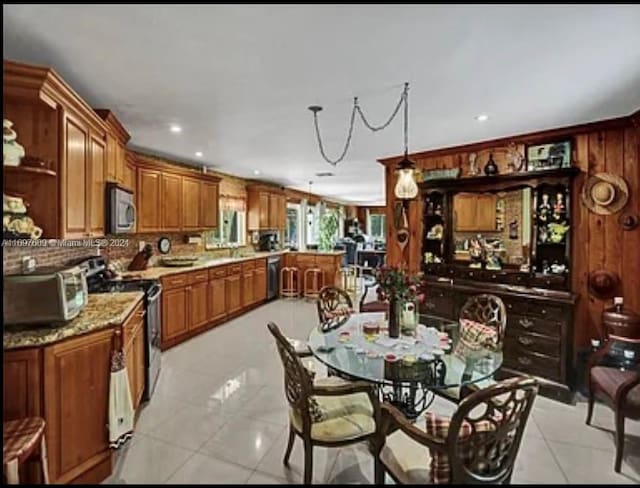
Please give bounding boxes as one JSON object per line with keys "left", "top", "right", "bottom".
{"left": 253, "top": 267, "right": 267, "bottom": 303}
{"left": 3, "top": 348, "right": 42, "bottom": 421}
{"left": 162, "top": 287, "right": 188, "bottom": 341}
{"left": 44, "top": 328, "right": 114, "bottom": 484}
{"left": 200, "top": 181, "right": 219, "bottom": 229}
{"left": 63, "top": 115, "right": 89, "bottom": 237}
{"left": 125, "top": 337, "right": 136, "bottom": 408}
{"left": 137, "top": 168, "right": 161, "bottom": 232}
{"left": 268, "top": 193, "right": 279, "bottom": 229}
{"left": 226, "top": 274, "right": 242, "bottom": 315}
{"left": 188, "top": 282, "right": 209, "bottom": 330}
{"left": 475, "top": 194, "right": 497, "bottom": 231}
{"left": 182, "top": 177, "right": 201, "bottom": 229}
{"left": 453, "top": 194, "right": 476, "bottom": 231}
{"left": 115, "top": 142, "right": 126, "bottom": 185}
{"left": 88, "top": 133, "right": 106, "bottom": 236}
{"left": 133, "top": 324, "right": 146, "bottom": 407}
{"left": 278, "top": 195, "right": 287, "bottom": 229}
{"left": 105, "top": 133, "right": 118, "bottom": 182}
{"left": 259, "top": 192, "right": 270, "bottom": 229}
{"left": 242, "top": 271, "right": 254, "bottom": 308}
{"left": 124, "top": 155, "right": 136, "bottom": 192}
{"left": 161, "top": 173, "right": 182, "bottom": 231}
{"left": 208, "top": 277, "right": 227, "bottom": 322}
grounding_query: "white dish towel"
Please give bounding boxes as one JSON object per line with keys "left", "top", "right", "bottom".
{"left": 108, "top": 350, "right": 134, "bottom": 449}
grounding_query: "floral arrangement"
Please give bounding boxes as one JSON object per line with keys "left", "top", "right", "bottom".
{"left": 375, "top": 266, "right": 426, "bottom": 304}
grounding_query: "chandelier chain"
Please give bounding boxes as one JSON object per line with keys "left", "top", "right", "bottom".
{"left": 310, "top": 83, "right": 410, "bottom": 166}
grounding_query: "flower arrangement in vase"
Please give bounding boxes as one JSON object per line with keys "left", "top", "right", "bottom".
{"left": 375, "top": 266, "right": 426, "bottom": 338}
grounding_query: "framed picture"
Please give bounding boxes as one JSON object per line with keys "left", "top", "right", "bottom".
{"left": 526, "top": 140, "right": 572, "bottom": 171}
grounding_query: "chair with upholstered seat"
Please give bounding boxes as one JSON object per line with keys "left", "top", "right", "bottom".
{"left": 268, "top": 322, "right": 382, "bottom": 484}
{"left": 376, "top": 377, "right": 538, "bottom": 485}
{"left": 359, "top": 277, "right": 389, "bottom": 314}
{"left": 316, "top": 286, "right": 354, "bottom": 323}
{"left": 439, "top": 294, "right": 507, "bottom": 403}
{"left": 585, "top": 337, "right": 640, "bottom": 473}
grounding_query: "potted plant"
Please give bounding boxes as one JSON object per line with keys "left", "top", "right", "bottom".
{"left": 318, "top": 208, "right": 340, "bottom": 252}
{"left": 375, "top": 266, "right": 426, "bottom": 338}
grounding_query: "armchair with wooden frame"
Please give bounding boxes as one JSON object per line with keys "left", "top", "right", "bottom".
{"left": 267, "top": 322, "right": 382, "bottom": 484}
{"left": 376, "top": 377, "right": 539, "bottom": 485}
{"left": 585, "top": 337, "right": 640, "bottom": 473}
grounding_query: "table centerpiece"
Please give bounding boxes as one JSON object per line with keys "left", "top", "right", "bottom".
{"left": 375, "top": 266, "right": 426, "bottom": 339}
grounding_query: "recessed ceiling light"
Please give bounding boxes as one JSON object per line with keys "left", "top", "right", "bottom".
{"left": 195, "top": 151, "right": 203, "bottom": 157}
{"left": 475, "top": 114, "right": 489, "bottom": 122}
{"left": 169, "top": 124, "right": 182, "bottom": 133}
{"left": 253, "top": 170, "right": 261, "bottom": 175}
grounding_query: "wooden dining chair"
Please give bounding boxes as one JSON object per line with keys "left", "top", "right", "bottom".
{"left": 585, "top": 338, "right": 640, "bottom": 472}
{"left": 439, "top": 294, "right": 507, "bottom": 403}
{"left": 316, "top": 286, "right": 354, "bottom": 323}
{"left": 376, "top": 377, "right": 538, "bottom": 485}
{"left": 267, "top": 322, "right": 382, "bottom": 484}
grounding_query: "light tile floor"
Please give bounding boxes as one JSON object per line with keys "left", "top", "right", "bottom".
{"left": 105, "top": 299, "right": 640, "bottom": 484}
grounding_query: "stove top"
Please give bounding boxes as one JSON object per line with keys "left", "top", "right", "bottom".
{"left": 89, "top": 278, "right": 159, "bottom": 295}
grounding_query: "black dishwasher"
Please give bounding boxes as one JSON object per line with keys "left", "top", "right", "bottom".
{"left": 267, "top": 255, "right": 281, "bottom": 300}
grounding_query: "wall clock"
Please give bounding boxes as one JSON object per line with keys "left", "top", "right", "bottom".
{"left": 158, "top": 237, "right": 171, "bottom": 254}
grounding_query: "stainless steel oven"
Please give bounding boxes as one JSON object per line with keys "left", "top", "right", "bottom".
{"left": 107, "top": 183, "right": 136, "bottom": 234}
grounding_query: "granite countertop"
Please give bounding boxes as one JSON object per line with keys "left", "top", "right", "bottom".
{"left": 3, "top": 291, "right": 144, "bottom": 350}
{"left": 119, "top": 249, "right": 345, "bottom": 280}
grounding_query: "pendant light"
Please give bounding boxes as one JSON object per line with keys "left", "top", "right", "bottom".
{"left": 393, "top": 83, "right": 418, "bottom": 201}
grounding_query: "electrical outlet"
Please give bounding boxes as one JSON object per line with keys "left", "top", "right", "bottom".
{"left": 138, "top": 241, "right": 146, "bottom": 252}
{"left": 22, "top": 256, "right": 36, "bottom": 273}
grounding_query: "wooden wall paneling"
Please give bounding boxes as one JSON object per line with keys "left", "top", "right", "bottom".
{"left": 586, "top": 131, "right": 606, "bottom": 342}
{"left": 572, "top": 134, "right": 590, "bottom": 346}
{"left": 622, "top": 125, "right": 640, "bottom": 313}
{"left": 603, "top": 130, "right": 624, "bottom": 297}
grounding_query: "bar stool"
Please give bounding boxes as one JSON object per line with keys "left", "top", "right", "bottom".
{"left": 337, "top": 266, "right": 359, "bottom": 294}
{"left": 3, "top": 417, "right": 49, "bottom": 484}
{"left": 303, "top": 268, "right": 323, "bottom": 299}
{"left": 280, "top": 267, "right": 300, "bottom": 298}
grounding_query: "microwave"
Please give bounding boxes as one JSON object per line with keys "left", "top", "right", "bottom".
{"left": 107, "top": 183, "right": 136, "bottom": 234}
{"left": 3, "top": 265, "right": 88, "bottom": 325}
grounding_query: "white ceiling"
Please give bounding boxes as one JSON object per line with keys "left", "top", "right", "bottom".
{"left": 3, "top": 5, "right": 640, "bottom": 205}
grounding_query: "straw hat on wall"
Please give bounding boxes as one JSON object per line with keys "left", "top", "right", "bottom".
{"left": 581, "top": 172, "right": 629, "bottom": 215}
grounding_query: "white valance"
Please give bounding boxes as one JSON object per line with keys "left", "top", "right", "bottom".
{"left": 220, "top": 196, "right": 246, "bottom": 212}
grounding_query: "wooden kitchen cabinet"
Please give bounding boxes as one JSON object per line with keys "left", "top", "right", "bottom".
{"left": 123, "top": 303, "right": 145, "bottom": 411}
{"left": 88, "top": 133, "right": 106, "bottom": 236}
{"left": 454, "top": 193, "right": 497, "bottom": 232}
{"left": 188, "top": 281, "right": 209, "bottom": 330}
{"left": 247, "top": 184, "right": 286, "bottom": 230}
{"left": 161, "top": 172, "right": 182, "bottom": 231}
{"left": 253, "top": 262, "right": 267, "bottom": 303}
{"left": 162, "top": 286, "right": 189, "bottom": 341}
{"left": 96, "top": 109, "right": 131, "bottom": 188}
{"left": 63, "top": 115, "right": 89, "bottom": 237}
{"left": 133, "top": 325, "right": 145, "bottom": 407}
{"left": 3, "top": 348, "right": 42, "bottom": 421}
{"left": 137, "top": 167, "right": 162, "bottom": 232}
{"left": 182, "top": 177, "right": 201, "bottom": 230}
{"left": 200, "top": 180, "right": 219, "bottom": 229}
{"left": 44, "top": 327, "right": 114, "bottom": 484}
{"left": 226, "top": 268, "right": 242, "bottom": 315}
{"left": 242, "top": 271, "right": 255, "bottom": 307}
{"left": 208, "top": 275, "right": 227, "bottom": 322}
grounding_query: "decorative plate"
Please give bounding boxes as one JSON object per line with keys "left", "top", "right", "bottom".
{"left": 157, "top": 237, "right": 171, "bottom": 254}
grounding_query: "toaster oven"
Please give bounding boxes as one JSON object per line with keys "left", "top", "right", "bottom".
{"left": 3, "top": 265, "right": 88, "bottom": 325}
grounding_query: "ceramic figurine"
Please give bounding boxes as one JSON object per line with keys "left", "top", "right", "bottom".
{"left": 538, "top": 193, "right": 551, "bottom": 222}
{"left": 468, "top": 152, "right": 480, "bottom": 176}
{"left": 3, "top": 119, "right": 25, "bottom": 166}
{"left": 484, "top": 153, "right": 498, "bottom": 176}
{"left": 435, "top": 203, "right": 443, "bottom": 216}
{"left": 506, "top": 142, "right": 525, "bottom": 173}
{"left": 548, "top": 221, "right": 570, "bottom": 243}
{"left": 509, "top": 219, "right": 519, "bottom": 240}
{"left": 539, "top": 225, "right": 549, "bottom": 243}
{"left": 542, "top": 260, "right": 551, "bottom": 274}
{"left": 553, "top": 192, "right": 565, "bottom": 220}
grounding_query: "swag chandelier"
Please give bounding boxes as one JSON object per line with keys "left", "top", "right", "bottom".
{"left": 308, "top": 82, "right": 418, "bottom": 201}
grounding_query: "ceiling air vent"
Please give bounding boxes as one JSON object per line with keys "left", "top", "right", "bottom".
{"left": 315, "top": 171, "right": 335, "bottom": 177}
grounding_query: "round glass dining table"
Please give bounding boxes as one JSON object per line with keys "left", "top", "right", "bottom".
{"left": 307, "top": 312, "right": 503, "bottom": 418}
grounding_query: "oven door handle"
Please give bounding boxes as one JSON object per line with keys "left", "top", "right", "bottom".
{"left": 148, "top": 283, "right": 163, "bottom": 302}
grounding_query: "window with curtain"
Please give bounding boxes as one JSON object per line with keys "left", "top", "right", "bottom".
{"left": 204, "top": 196, "right": 246, "bottom": 248}
{"left": 285, "top": 203, "right": 301, "bottom": 250}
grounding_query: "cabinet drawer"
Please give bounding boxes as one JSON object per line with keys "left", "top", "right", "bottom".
{"left": 504, "top": 300, "right": 529, "bottom": 316}
{"left": 254, "top": 258, "right": 267, "bottom": 270}
{"left": 421, "top": 290, "right": 455, "bottom": 319}
{"left": 241, "top": 260, "right": 255, "bottom": 272}
{"left": 503, "top": 273, "right": 529, "bottom": 287}
{"left": 316, "top": 256, "right": 334, "bottom": 266}
{"left": 505, "top": 334, "right": 560, "bottom": 358}
{"left": 508, "top": 313, "right": 561, "bottom": 338}
{"left": 161, "top": 273, "right": 189, "bottom": 290}
{"left": 229, "top": 264, "right": 242, "bottom": 275}
{"left": 189, "top": 270, "right": 209, "bottom": 284}
{"left": 503, "top": 349, "right": 561, "bottom": 382}
{"left": 530, "top": 274, "right": 567, "bottom": 290}
{"left": 525, "top": 303, "right": 565, "bottom": 320}
{"left": 209, "top": 266, "right": 227, "bottom": 279}
{"left": 296, "top": 256, "right": 316, "bottom": 267}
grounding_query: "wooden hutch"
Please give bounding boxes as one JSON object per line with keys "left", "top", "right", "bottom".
{"left": 419, "top": 168, "right": 579, "bottom": 402}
